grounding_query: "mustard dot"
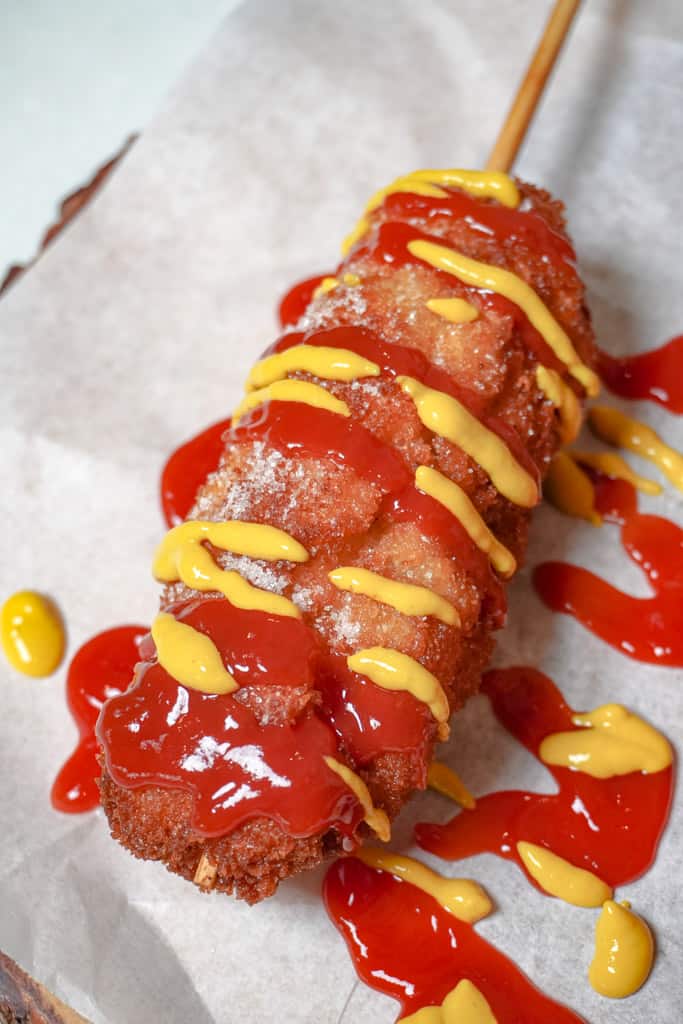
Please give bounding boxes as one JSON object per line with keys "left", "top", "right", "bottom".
{"left": 1, "top": 590, "right": 65, "bottom": 677}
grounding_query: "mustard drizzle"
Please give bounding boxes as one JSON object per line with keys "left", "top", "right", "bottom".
{"left": 415, "top": 465, "right": 516, "bottom": 576}
{"left": 329, "top": 566, "right": 459, "bottom": 626}
{"left": 399, "top": 376, "right": 538, "bottom": 508}
{"left": 407, "top": 238, "right": 600, "bottom": 396}
{"left": 153, "top": 520, "right": 307, "bottom": 619}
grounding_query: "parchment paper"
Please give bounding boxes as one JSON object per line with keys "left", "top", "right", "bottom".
{"left": 1, "top": 2, "right": 682, "bottom": 1021}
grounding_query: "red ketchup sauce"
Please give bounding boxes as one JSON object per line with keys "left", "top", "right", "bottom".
{"left": 278, "top": 273, "right": 329, "bottom": 328}
{"left": 97, "top": 597, "right": 364, "bottom": 839}
{"left": 51, "top": 625, "right": 148, "bottom": 813}
{"left": 534, "top": 475, "right": 683, "bottom": 666}
{"left": 416, "top": 666, "right": 673, "bottom": 892}
{"left": 360, "top": 219, "right": 567, "bottom": 375}
{"left": 161, "top": 417, "right": 232, "bottom": 527}
{"left": 382, "top": 188, "right": 577, "bottom": 271}
{"left": 324, "top": 856, "right": 584, "bottom": 1023}
{"left": 597, "top": 335, "right": 683, "bottom": 413}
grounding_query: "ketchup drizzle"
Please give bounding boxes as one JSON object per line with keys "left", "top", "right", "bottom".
{"left": 51, "top": 625, "right": 148, "bottom": 813}
{"left": 324, "top": 856, "right": 585, "bottom": 1023}
{"left": 534, "top": 475, "right": 683, "bottom": 666}
{"left": 416, "top": 666, "right": 674, "bottom": 892}
{"left": 161, "top": 417, "right": 231, "bottom": 527}
{"left": 278, "top": 274, "right": 329, "bottom": 328}
{"left": 597, "top": 335, "right": 683, "bottom": 414}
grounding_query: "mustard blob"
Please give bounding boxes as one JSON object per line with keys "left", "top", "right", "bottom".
{"left": 589, "top": 900, "right": 654, "bottom": 999}
{"left": 400, "top": 979, "right": 498, "bottom": 1023}
{"left": 543, "top": 451, "right": 601, "bottom": 526}
{"left": 516, "top": 841, "right": 612, "bottom": 907}
{"left": 572, "top": 450, "right": 661, "bottom": 495}
{"left": 323, "top": 757, "right": 390, "bottom": 841}
{"left": 426, "top": 297, "right": 479, "bottom": 324}
{"left": 427, "top": 761, "right": 476, "bottom": 810}
{"left": 151, "top": 613, "right": 237, "bottom": 695}
{"left": 355, "top": 848, "right": 491, "bottom": 924}
{"left": 540, "top": 703, "right": 673, "bottom": 779}
{"left": 588, "top": 405, "right": 683, "bottom": 493}
{"left": 1, "top": 590, "right": 65, "bottom": 678}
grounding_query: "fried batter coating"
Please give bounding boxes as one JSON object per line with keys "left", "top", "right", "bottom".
{"left": 99, "top": 180, "right": 594, "bottom": 902}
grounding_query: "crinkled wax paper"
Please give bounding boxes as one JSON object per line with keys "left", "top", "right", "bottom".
{"left": 1, "top": 1, "right": 681, "bottom": 1021}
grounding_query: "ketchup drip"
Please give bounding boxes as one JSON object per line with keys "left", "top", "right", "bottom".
{"left": 271, "top": 322, "right": 540, "bottom": 485}
{"left": 161, "top": 417, "right": 232, "bottom": 527}
{"left": 97, "top": 598, "right": 363, "bottom": 839}
{"left": 360, "top": 220, "right": 567, "bottom": 375}
{"left": 382, "top": 188, "right": 577, "bottom": 271}
{"left": 324, "top": 856, "right": 584, "bottom": 1023}
{"left": 230, "top": 400, "right": 412, "bottom": 492}
{"left": 51, "top": 625, "right": 148, "bottom": 813}
{"left": 597, "top": 335, "right": 683, "bottom": 413}
{"left": 278, "top": 274, "right": 329, "bottom": 328}
{"left": 317, "top": 652, "right": 434, "bottom": 770}
{"left": 416, "top": 667, "right": 674, "bottom": 891}
{"left": 534, "top": 475, "right": 683, "bottom": 666}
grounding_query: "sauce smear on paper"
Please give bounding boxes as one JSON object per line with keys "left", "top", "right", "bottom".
{"left": 416, "top": 666, "right": 673, "bottom": 894}
{"left": 597, "top": 335, "right": 683, "bottom": 413}
{"left": 161, "top": 418, "right": 231, "bottom": 527}
{"left": 51, "top": 625, "right": 148, "bottom": 813}
{"left": 324, "top": 856, "right": 584, "bottom": 1023}
{"left": 534, "top": 476, "right": 683, "bottom": 666}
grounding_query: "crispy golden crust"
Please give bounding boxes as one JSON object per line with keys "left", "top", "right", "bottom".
{"left": 100, "top": 179, "right": 595, "bottom": 901}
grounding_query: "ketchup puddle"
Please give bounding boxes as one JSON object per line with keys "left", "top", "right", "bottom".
{"left": 415, "top": 666, "right": 673, "bottom": 893}
{"left": 51, "top": 625, "right": 148, "bottom": 813}
{"left": 533, "top": 475, "right": 683, "bottom": 666}
{"left": 324, "top": 856, "right": 584, "bottom": 1023}
{"left": 597, "top": 335, "right": 683, "bottom": 413}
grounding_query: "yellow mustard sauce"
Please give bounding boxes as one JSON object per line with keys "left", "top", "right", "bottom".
{"left": 233, "top": 379, "right": 351, "bottom": 425}
{"left": 543, "top": 451, "right": 602, "bottom": 526}
{"left": 516, "top": 841, "right": 612, "bottom": 907}
{"left": 328, "top": 566, "right": 459, "bottom": 626}
{"left": 246, "top": 345, "right": 380, "bottom": 391}
{"left": 426, "top": 297, "right": 479, "bottom": 324}
{"left": 323, "top": 757, "right": 390, "bottom": 841}
{"left": 535, "top": 366, "right": 582, "bottom": 444}
{"left": 153, "top": 520, "right": 307, "bottom": 619}
{"left": 400, "top": 979, "right": 498, "bottom": 1024}
{"left": 1, "top": 590, "right": 65, "bottom": 678}
{"left": 341, "top": 168, "right": 520, "bottom": 255}
{"left": 415, "top": 466, "right": 516, "bottom": 576}
{"left": 571, "top": 451, "right": 661, "bottom": 495}
{"left": 398, "top": 376, "right": 538, "bottom": 508}
{"left": 589, "top": 900, "right": 654, "bottom": 999}
{"left": 427, "top": 761, "right": 476, "bottom": 809}
{"left": 588, "top": 406, "right": 683, "bottom": 493}
{"left": 406, "top": 239, "right": 600, "bottom": 396}
{"left": 347, "top": 647, "right": 449, "bottom": 731}
{"left": 151, "top": 612, "right": 236, "bottom": 694}
{"left": 355, "top": 847, "right": 491, "bottom": 923}
{"left": 540, "top": 703, "right": 673, "bottom": 778}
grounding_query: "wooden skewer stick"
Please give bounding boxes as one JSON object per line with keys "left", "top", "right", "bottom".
{"left": 486, "top": 0, "right": 581, "bottom": 174}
